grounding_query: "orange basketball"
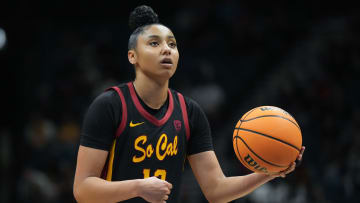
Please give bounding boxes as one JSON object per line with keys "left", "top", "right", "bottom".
{"left": 233, "top": 106, "right": 302, "bottom": 173}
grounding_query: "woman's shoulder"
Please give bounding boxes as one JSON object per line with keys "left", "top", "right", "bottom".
{"left": 170, "top": 88, "right": 202, "bottom": 111}
{"left": 92, "top": 83, "right": 130, "bottom": 106}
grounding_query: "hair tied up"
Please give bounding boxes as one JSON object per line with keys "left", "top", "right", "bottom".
{"left": 129, "top": 5, "right": 159, "bottom": 32}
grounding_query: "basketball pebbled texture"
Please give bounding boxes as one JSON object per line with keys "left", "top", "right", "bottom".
{"left": 233, "top": 106, "right": 302, "bottom": 173}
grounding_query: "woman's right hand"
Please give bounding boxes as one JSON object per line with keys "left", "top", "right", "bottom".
{"left": 137, "top": 177, "right": 173, "bottom": 203}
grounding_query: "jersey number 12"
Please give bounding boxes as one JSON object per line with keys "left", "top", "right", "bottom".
{"left": 143, "top": 169, "right": 167, "bottom": 180}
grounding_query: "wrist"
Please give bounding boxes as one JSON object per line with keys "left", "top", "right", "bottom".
{"left": 256, "top": 173, "right": 276, "bottom": 181}
{"left": 265, "top": 174, "right": 277, "bottom": 180}
{"left": 134, "top": 179, "right": 143, "bottom": 198}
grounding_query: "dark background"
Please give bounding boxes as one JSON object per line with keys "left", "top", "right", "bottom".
{"left": 1, "top": 0, "right": 360, "bottom": 202}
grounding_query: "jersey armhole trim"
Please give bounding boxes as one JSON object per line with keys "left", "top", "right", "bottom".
{"left": 109, "top": 86, "right": 128, "bottom": 138}
{"left": 101, "top": 86, "right": 127, "bottom": 180}
{"left": 177, "top": 93, "right": 190, "bottom": 141}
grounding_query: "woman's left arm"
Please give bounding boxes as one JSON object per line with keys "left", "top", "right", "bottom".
{"left": 188, "top": 147, "right": 305, "bottom": 203}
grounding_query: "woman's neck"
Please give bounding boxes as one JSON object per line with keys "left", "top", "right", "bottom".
{"left": 133, "top": 75, "right": 169, "bottom": 109}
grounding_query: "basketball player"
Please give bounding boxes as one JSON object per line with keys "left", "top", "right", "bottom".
{"left": 73, "top": 5, "right": 305, "bottom": 203}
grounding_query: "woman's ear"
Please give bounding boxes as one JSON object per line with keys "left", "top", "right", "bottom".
{"left": 128, "top": 50, "right": 137, "bottom": 65}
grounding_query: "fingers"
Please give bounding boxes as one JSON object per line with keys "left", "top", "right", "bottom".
{"left": 268, "top": 147, "right": 305, "bottom": 178}
{"left": 166, "top": 182, "right": 173, "bottom": 190}
{"left": 296, "top": 146, "right": 305, "bottom": 167}
{"left": 285, "top": 162, "right": 296, "bottom": 174}
{"left": 152, "top": 176, "right": 173, "bottom": 190}
{"left": 166, "top": 183, "right": 172, "bottom": 195}
{"left": 298, "top": 146, "right": 305, "bottom": 160}
{"left": 140, "top": 177, "right": 172, "bottom": 203}
{"left": 276, "top": 162, "right": 295, "bottom": 178}
{"left": 154, "top": 176, "right": 172, "bottom": 188}
{"left": 163, "top": 180, "right": 172, "bottom": 195}
{"left": 158, "top": 194, "right": 169, "bottom": 203}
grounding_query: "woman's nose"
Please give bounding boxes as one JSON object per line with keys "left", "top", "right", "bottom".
{"left": 161, "top": 43, "right": 171, "bottom": 55}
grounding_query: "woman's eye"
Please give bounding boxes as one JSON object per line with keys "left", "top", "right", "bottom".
{"left": 149, "top": 41, "right": 159, "bottom": 46}
{"left": 169, "top": 42, "right": 177, "bottom": 48}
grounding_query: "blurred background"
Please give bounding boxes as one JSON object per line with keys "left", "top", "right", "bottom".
{"left": 1, "top": 0, "right": 360, "bottom": 202}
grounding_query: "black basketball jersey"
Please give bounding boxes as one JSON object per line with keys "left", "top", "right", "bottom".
{"left": 102, "top": 82, "right": 190, "bottom": 202}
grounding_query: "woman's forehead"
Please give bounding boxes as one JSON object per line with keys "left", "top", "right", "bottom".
{"left": 141, "top": 24, "right": 175, "bottom": 39}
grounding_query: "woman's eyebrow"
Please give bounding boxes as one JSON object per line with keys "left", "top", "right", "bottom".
{"left": 147, "top": 35, "right": 175, "bottom": 39}
{"left": 147, "top": 35, "right": 160, "bottom": 39}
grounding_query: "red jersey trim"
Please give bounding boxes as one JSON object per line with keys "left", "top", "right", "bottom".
{"left": 127, "top": 82, "right": 174, "bottom": 127}
{"left": 101, "top": 86, "right": 127, "bottom": 180}
{"left": 177, "top": 93, "right": 190, "bottom": 141}
{"left": 110, "top": 86, "right": 128, "bottom": 138}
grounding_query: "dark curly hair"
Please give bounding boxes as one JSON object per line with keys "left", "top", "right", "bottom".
{"left": 128, "top": 5, "right": 161, "bottom": 50}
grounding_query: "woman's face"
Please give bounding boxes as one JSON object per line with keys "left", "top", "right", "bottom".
{"left": 129, "top": 24, "right": 179, "bottom": 81}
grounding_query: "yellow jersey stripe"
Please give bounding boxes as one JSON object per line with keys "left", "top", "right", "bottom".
{"left": 106, "top": 140, "right": 117, "bottom": 181}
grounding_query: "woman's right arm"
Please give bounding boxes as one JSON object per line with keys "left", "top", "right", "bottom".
{"left": 73, "top": 145, "right": 172, "bottom": 203}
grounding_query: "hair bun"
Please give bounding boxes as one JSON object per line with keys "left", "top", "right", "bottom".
{"left": 129, "top": 5, "right": 159, "bottom": 31}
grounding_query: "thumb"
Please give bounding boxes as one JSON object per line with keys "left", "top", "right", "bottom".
{"left": 152, "top": 176, "right": 160, "bottom": 179}
{"left": 164, "top": 180, "right": 173, "bottom": 189}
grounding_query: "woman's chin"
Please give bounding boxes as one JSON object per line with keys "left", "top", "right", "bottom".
{"left": 159, "top": 69, "right": 176, "bottom": 79}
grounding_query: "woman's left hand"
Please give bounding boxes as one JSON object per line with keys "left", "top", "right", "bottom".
{"left": 267, "top": 146, "right": 305, "bottom": 178}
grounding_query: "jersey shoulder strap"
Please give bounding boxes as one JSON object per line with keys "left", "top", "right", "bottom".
{"left": 101, "top": 86, "right": 128, "bottom": 180}
{"left": 177, "top": 92, "right": 190, "bottom": 141}
{"left": 107, "top": 86, "right": 128, "bottom": 138}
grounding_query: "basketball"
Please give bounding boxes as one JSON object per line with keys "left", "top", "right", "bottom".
{"left": 233, "top": 106, "right": 302, "bottom": 173}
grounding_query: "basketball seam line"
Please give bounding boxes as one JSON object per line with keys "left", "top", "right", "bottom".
{"left": 233, "top": 136, "right": 288, "bottom": 168}
{"left": 241, "top": 115, "right": 300, "bottom": 130}
{"left": 235, "top": 129, "right": 266, "bottom": 173}
{"left": 238, "top": 107, "right": 258, "bottom": 129}
{"left": 235, "top": 130, "right": 248, "bottom": 169}
{"left": 236, "top": 128, "right": 301, "bottom": 151}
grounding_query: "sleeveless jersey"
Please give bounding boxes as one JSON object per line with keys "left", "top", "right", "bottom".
{"left": 102, "top": 82, "right": 190, "bottom": 203}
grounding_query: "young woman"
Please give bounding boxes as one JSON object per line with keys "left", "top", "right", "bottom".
{"left": 73, "top": 5, "right": 305, "bottom": 203}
